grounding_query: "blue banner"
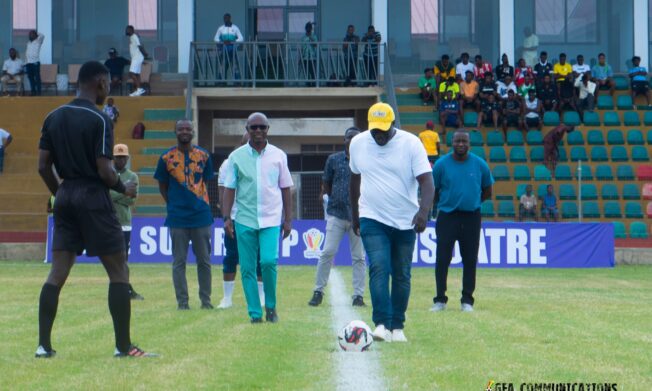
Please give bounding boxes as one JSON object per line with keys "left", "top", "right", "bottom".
{"left": 46, "top": 217, "right": 614, "bottom": 268}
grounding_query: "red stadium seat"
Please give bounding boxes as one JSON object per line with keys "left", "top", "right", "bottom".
{"left": 647, "top": 202, "right": 652, "bottom": 218}
{"left": 637, "top": 165, "right": 652, "bottom": 180}
{"left": 643, "top": 183, "right": 652, "bottom": 200}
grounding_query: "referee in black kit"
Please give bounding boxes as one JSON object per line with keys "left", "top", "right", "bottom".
{"left": 36, "top": 61, "right": 155, "bottom": 358}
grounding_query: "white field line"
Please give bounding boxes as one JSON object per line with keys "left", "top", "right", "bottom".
{"left": 328, "top": 268, "right": 386, "bottom": 391}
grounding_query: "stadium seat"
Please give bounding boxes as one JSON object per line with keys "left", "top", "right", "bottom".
{"left": 632, "top": 146, "right": 650, "bottom": 161}
{"left": 614, "top": 75, "right": 629, "bottom": 90}
{"left": 578, "top": 164, "right": 593, "bottom": 180}
{"left": 509, "top": 146, "right": 527, "bottom": 162}
{"left": 627, "top": 129, "right": 644, "bottom": 145}
{"left": 543, "top": 111, "right": 560, "bottom": 126}
{"left": 506, "top": 130, "right": 524, "bottom": 146}
{"left": 516, "top": 184, "right": 528, "bottom": 198}
{"left": 496, "top": 194, "right": 513, "bottom": 200}
{"left": 643, "top": 183, "right": 652, "bottom": 199}
{"left": 582, "top": 201, "right": 600, "bottom": 218}
{"left": 582, "top": 111, "right": 600, "bottom": 126}
{"left": 644, "top": 112, "right": 652, "bottom": 126}
{"left": 481, "top": 201, "right": 495, "bottom": 217}
{"left": 561, "top": 202, "right": 578, "bottom": 219}
{"left": 607, "top": 130, "right": 624, "bottom": 145}
{"left": 554, "top": 164, "right": 572, "bottom": 180}
{"left": 464, "top": 112, "right": 478, "bottom": 127}
{"left": 536, "top": 184, "right": 548, "bottom": 198}
{"left": 489, "top": 147, "right": 506, "bottom": 162}
{"left": 557, "top": 147, "right": 568, "bottom": 162}
{"left": 630, "top": 222, "right": 649, "bottom": 239}
{"left": 567, "top": 131, "right": 584, "bottom": 145}
{"left": 616, "top": 95, "right": 634, "bottom": 110}
{"left": 648, "top": 202, "right": 652, "bottom": 218}
{"left": 471, "top": 146, "right": 486, "bottom": 160}
{"left": 623, "top": 183, "right": 640, "bottom": 200}
{"left": 498, "top": 201, "right": 516, "bottom": 217}
{"left": 559, "top": 184, "right": 576, "bottom": 200}
{"left": 446, "top": 132, "right": 454, "bottom": 146}
{"left": 486, "top": 131, "right": 504, "bottom": 146}
{"left": 613, "top": 221, "right": 627, "bottom": 239}
{"left": 617, "top": 164, "right": 635, "bottom": 180}
{"left": 530, "top": 146, "right": 544, "bottom": 162}
{"left": 570, "top": 146, "right": 588, "bottom": 161}
{"left": 562, "top": 111, "right": 581, "bottom": 126}
{"left": 623, "top": 111, "right": 641, "bottom": 126}
{"left": 604, "top": 202, "right": 622, "bottom": 218}
{"left": 601, "top": 184, "right": 619, "bottom": 200}
{"left": 637, "top": 165, "right": 652, "bottom": 180}
{"left": 610, "top": 146, "right": 629, "bottom": 162}
{"left": 580, "top": 184, "right": 598, "bottom": 200}
{"left": 534, "top": 165, "right": 551, "bottom": 181}
{"left": 597, "top": 95, "right": 614, "bottom": 110}
{"left": 587, "top": 130, "right": 604, "bottom": 145}
{"left": 513, "top": 165, "right": 531, "bottom": 180}
{"left": 648, "top": 130, "right": 652, "bottom": 144}
{"left": 625, "top": 202, "right": 644, "bottom": 218}
{"left": 469, "top": 130, "right": 484, "bottom": 146}
{"left": 603, "top": 111, "right": 620, "bottom": 126}
{"left": 595, "top": 165, "right": 614, "bottom": 180}
{"left": 526, "top": 131, "right": 543, "bottom": 145}
{"left": 492, "top": 165, "right": 510, "bottom": 181}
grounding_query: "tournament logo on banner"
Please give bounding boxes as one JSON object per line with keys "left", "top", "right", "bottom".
{"left": 302, "top": 228, "right": 324, "bottom": 259}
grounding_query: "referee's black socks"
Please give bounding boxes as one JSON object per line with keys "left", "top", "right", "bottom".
{"left": 38, "top": 283, "right": 61, "bottom": 351}
{"left": 108, "top": 282, "right": 131, "bottom": 353}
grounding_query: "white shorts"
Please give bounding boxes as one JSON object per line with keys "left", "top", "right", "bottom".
{"left": 129, "top": 57, "right": 144, "bottom": 74}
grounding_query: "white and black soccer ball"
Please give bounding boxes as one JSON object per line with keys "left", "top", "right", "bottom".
{"left": 337, "top": 320, "right": 373, "bottom": 352}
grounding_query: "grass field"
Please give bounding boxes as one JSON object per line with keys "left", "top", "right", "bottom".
{"left": 1, "top": 262, "right": 651, "bottom": 390}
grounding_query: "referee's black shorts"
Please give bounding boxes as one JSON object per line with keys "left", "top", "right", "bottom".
{"left": 52, "top": 179, "right": 125, "bottom": 257}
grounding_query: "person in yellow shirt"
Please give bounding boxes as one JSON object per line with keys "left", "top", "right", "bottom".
{"left": 433, "top": 54, "right": 456, "bottom": 84}
{"left": 418, "top": 120, "right": 441, "bottom": 164}
{"left": 553, "top": 53, "right": 573, "bottom": 83}
{"left": 438, "top": 76, "right": 460, "bottom": 100}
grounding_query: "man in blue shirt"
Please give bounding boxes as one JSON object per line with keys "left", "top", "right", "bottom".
{"left": 438, "top": 90, "right": 461, "bottom": 135}
{"left": 591, "top": 52, "right": 614, "bottom": 97}
{"left": 431, "top": 130, "right": 494, "bottom": 312}
{"left": 629, "top": 56, "right": 651, "bottom": 106}
{"left": 542, "top": 184, "right": 559, "bottom": 222}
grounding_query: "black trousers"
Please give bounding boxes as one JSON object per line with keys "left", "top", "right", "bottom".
{"left": 434, "top": 209, "right": 481, "bottom": 305}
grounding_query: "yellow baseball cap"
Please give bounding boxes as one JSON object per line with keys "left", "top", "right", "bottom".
{"left": 367, "top": 102, "right": 395, "bottom": 131}
{"left": 113, "top": 144, "right": 129, "bottom": 156}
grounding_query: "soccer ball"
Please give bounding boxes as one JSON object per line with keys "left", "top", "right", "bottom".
{"left": 337, "top": 320, "right": 373, "bottom": 352}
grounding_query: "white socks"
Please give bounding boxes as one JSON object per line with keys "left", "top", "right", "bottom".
{"left": 223, "top": 281, "right": 235, "bottom": 300}
{"left": 258, "top": 281, "right": 265, "bottom": 306}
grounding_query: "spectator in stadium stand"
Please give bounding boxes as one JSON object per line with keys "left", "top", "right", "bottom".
{"left": 1, "top": 48, "right": 24, "bottom": 96}
{"left": 25, "top": 30, "right": 44, "bottom": 96}
{"left": 543, "top": 124, "right": 574, "bottom": 174}
{"left": 557, "top": 77, "right": 578, "bottom": 113}
{"left": 438, "top": 75, "right": 460, "bottom": 101}
{"left": 502, "top": 89, "right": 522, "bottom": 134}
{"left": 514, "top": 58, "right": 533, "bottom": 87}
{"left": 434, "top": 54, "right": 455, "bottom": 85}
{"left": 523, "top": 89, "right": 543, "bottom": 132}
{"left": 536, "top": 73, "right": 558, "bottom": 112}
{"left": 477, "top": 92, "right": 500, "bottom": 130}
{"left": 104, "top": 48, "right": 130, "bottom": 95}
{"left": 308, "top": 127, "right": 366, "bottom": 308}
{"left": 455, "top": 52, "right": 474, "bottom": 80}
{"left": 629, "top": 56, "right": 652, "bottom": 106}
{"left": 418, "top": 120, "right": 441, "bottom": 165}
{"left": 496, "top": 74, "right": 517, "bottom": 100}
{"left": 431, "top": 130, "right": 494, "bottom": 313}
{"left": 109, "top": 143, "right": 144, "bottom": 301}
{"left": 522, "top": 27, "right": 539, "bottom": 67}
{"left": 301, "top": 22, "right": 318, "bottom": 86}
{"left": 518, "top": 72, "right": 536, "bottom": 100}
{"left": 102, "top": 97, "right": 119, "bottom": 123}
{"left": 36, "top": 61, "right": 153, "bottom": 358}
{"left": 215, "top": 13, "right": 244, "bottom": 81}
{"left": 472, "top": 54, "right": 492, "bottom": 81}
{"left": 154, "top": 119, "right": 215, "bottom": 311}
{"left": 221, "top": 112, "right": 293, "bottom": 324}
{"left": 495, "top": 53, "right": 514, "bottom": 82}
{"left": 553, "top": 53, "right": 573, "bottom": 84}
{"left": 459, "top": 70, "right": 480, "bottom": 111}
{"left": 349, "top": 102, "right": 434, "bottom": 342}
{"left": 361, "top": 25, "right": 382, "bottom": 85}
{"left": 418, "top": 67, "right": 437, "bottom": 106}
{"left": 479, "top": 72, "right": 498, "bottom": 101}
{"left": 125, "top": 25, "right": 148, "bottom": 97}
{"left": 0, "top": 128, "right": 12, "bottom": 173}
{"left": 572, "top": 54, "right": 591, "bottom": 80}
{"left": 591, "top": 53, "right": 615, "bottom": 96}
{"left": 342, "top": 24, "right": 360, "bottom": 86}
{"left": 575, "top": 71, "right": 596, "bottom": 120}
{"left": 533, "top": 51, "right": 553, "bottom": 83}
{"left": 519, "top": 184, "right": 538, "bottom": 222}
{"left": 542, "top": 184, "right": 559, "bottom": 222}
{"left": 439, "top": 90, "right": 462, "bottom": 135}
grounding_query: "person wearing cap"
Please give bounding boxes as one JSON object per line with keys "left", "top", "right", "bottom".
{"left": 104, "top": 48, "right": 130, "bottom": 95}
{"left": 308, "top": 127, "right": 366, "bottom": 308}
{"left": 418, "top": 120, "right": 440, "bottom": 165}
{"left": 110, "top": 144, "right": 143, "bottom": 300}
{"left": 349, "top": 103, "right": 434, "bottom": 343}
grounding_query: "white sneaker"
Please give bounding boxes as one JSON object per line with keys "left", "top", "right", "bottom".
{"left": 129, "top": 88, "right": 145, "bottom": 97}
{"left": 461, "top": 303, "right": 474, "bottom": 312}
{"left": 391, "top": 329, "right": 407, "bottom": 342}
{"left": 430, "top": 302, "right": 447, "bottom": 312}
{"left": 372, "top": 325, "right": 392, "bottom": 342}
{"left": 217, "top": 298, "right": 232, "bottom": 309}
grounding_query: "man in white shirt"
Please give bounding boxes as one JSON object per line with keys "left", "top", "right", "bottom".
{"left": 496, "top": 74, "right": 517, "bottom": 100}
{"left": 572, "top": 55, "right": 591, "bottom": 80}
{"left": 125, "top": 25, "right": 148, "bottom": 97}
{"left": 349, "top": 103, "right": 434, "bottom": 343}
{"left": 575, "top": 71, "right": 597, "bottom": 119}
{"left": 25, "top": 30, "right": 44, "bottom": 96}
{"left": 0, "top": 128, "right": 13, "bottom": 173}
{"left": 214, "top": 13, "right": 244, "bottom": 80}
{"left": 1, "top": 48, "right": 24, "bottom": 96}
{"left": 455, "top": 53, "right": 474, "bottom": 80}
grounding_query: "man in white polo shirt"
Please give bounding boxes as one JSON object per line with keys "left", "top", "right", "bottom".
{"left": 1, "top": 48, "right": 24, "bottom": 96}
{"left": 349, "top": 103, "right": 434, "bottom": 343}
{"left": 125, "top": 25, "right": 148, "bottom": 97}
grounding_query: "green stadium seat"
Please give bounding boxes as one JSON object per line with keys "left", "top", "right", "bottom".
{"left": 632, "top": 146, "right": 650, "bottom": 161}
{"left": 557, "top": 147, "right": 568, "bottom": 162}
{"left": 562, "top": 111, "right": 581, "bottom": 126}
{"left": 567, "top": 131, "right": 585, "bottom": 145}
{"left": 613, "top": 221, "right": 627, "bottom": 238}
{"left": 471, "top": 146, "right": 486, "bottom": 160}
{"left": 446, "top": 132, "right": 454, "bottom": 146}
{"left": 627, "top": 129, "right": 644, "bottom": 145}
{"left": 496, "top": 194, "right": 514, "bottom": 200}
{"left": 603, "top": 111, "right": 620, "bottom": 126}
{"left": 625, "top": 202, "right": 644, "bottom": 218}
{"left": 577, "top": 164, "right": 593, "bottom": 180}
{"left": 614, "top": 75, "right": 629, "bottom": 90}
{"left": 597, "top": 95, "right": 614, "bottom": 110}
{"left": 587, "top": 130, "right": 604, "bottom": 145}
{"left": 582, "top": 202, "right": 601, "bottom": 218}
{"left": 543, "top": 111, "right": 560, "bottom": 126}
{"left": 604, "top": 202, "right": 622, "bottom": 218}
{"left": 526, "top": 131, "right": 543, "bottom": 145}
{"left": 561, "top": 202, "right": 578, "bottom": 218}
{"left": 607, "top": 129, "right": 624, "bottom": 145}
{"left": 610, "top": 146, "right": 628, "bottom": 161}
{"left": 498, "top": 201, "right": 516, "bottom": 217}
{"left": 513, "top": 165, "right": 531, "bottom": 180}
{"left": 601, "top": 184, "right": 619, "bottom": 200}
{"left": 623, "top": 183, "right": 640, "bottom": 200}
{"left": 580, "top": 184, "right": 598, "bottom": 200}
{"left": 582, "top": 111, "right": 600, "bottom": 126}
{"left": 469, "top": 130, "right": 484, "bottom": 146}
{"left": 509, "top": 146, "right": 527, "bottom": 162}
{"left": 559, "top": 184, "right": 576, "bottom": 200}
{"left": 554, "top": 164, "right": 572, "bottom": 180}
{"left": 486, "top": 131, "right": 504, "bottom": 146}
{"left": 537, "top": 184, "right": 548, "bottom": 198}
{"left": 623, "top": 111, "right": 641, "bottom": 126}
{"left": 570, "top": 146, "right": 588, "bottom": 161}
{"left": 630, "top": 222, "right": 649, "bottom": 238}
{"left": 489, "top": 147, "right": 506, "bottom": 162}
{"left": 595, "top": 165, "right": 614, "bottom": 180}
{"left": 644, "top": 112, "right": 652, "bottom": 126}
{"left": 506, "top": 130, "right": 524, "bottom": 146}
{"left": 516, "top": 184, "right": 528, "bottom": 198}
{"left": 534, "top": 165, "right": 551, "bottom": 181}
{"left": 530, "top": 146, "right": 544, "bottom": 162}
{"left": 464, "top": 112, "right": 478, "bottom": 127}
{"left": 481, "top": 201, "right": 495, "bottom": 217}
{"left": 492, "top": 165, "right": 510, "bottom": 181}
{"left": 617, "top": 165, "right": 635, "bottom": 180}
{"left": 616, "top": 95, "right": 634, "bottom": 110}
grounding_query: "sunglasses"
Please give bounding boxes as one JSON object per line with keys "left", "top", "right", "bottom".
{"left": 248, "top": 125, "right": 269, "bottom": 130}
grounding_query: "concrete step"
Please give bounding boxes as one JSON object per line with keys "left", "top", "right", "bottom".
{"left": 143, "top": 108, "right": 185, "bottom": 121}
{"left": 0, "top": 194, "right": 50, "bottom": 213}
{"left": 140, "top": 147, "right": 170, "bottom": 155}
{"left": 144, "top": 130, "right": 176, "bottom": 140}
{"left": 0, "top": 213, "right": 47, "bottom": 231}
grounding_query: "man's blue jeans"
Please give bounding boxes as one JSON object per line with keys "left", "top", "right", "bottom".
{"left": 359, "top": 217, "right": 416, "bottom": 330}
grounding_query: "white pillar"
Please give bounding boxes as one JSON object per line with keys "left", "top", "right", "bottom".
{"left": 499, "top": 0, "right": 514, "bottom": 64}
{"left": 372, "top": 0, "right": 387, "bottom": 75}
{"left": 634, "top": 0, "right": 649, "bottom": 68}
{"left": 178, "top": 0, "right": 194, "bottom": 73}
{"left": 37, "top": 0, "right": 52, "bottom": 64}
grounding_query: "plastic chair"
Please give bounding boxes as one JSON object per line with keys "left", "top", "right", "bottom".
{"left": 580, "top": 184, "right": 598, "bottom": 200}
{"left": 533, "top": 165, "right": 551, "bottom": 181}
{"left": 464, "top": 112, "right": 478, "bottom": 127}
{"left": 625, "top": 202, "right": 644, "bottom": 218}
{"left": 67, "top": 64, "right": 82, "bottom": 95}
{"left": 563, "top": 111, "right": 581, "bottom": 126}
{"left": 582, "top": 111, "right": 600, "bottom": 126}
{"left": 603, "top": 112, "right": 620, "bottom": 127}
{"left": 481, "top": 201, "right": 495, "bottom": 217}
{"left": 486, "top": 131, "right": 504, "bottom": 146}
{"left": 644, "top": 112, "right": 652, "bottom": 126}
{"left": 642, "top": 183, "right": 652, "bottom": 199}
{"left": 526, "top": 131, "right": 543, "bottom": 145}
{"left": 446, "top": 132, "right": 454, "bottom": 146}
{"left": 530, "top": 146, "right": 544, "bottom": 162}
{"left": 554, "top": 164, "right": 572, "bottom": 180}
{"left": 506, "top": 130, "right": 524, "bottom": 146}
{"left": 603, "top": 202, "right": 622, "bottom": 218}
{"left": 492, "top": 165, "right": 510, "bottom": 181}
{"left": 509, "top": 146, "right": 527, "bottom": 162}
{"left": 471, "top": 146, "right": 486, "bottom": 160}
{"left": 617, "top": 165, "right": 635, "bottom": 180}
{"left": 570, "top": 146, "right": 588, "bottom": 161}
{"left": 582, "top": 202, "right": 600, "bottom": 218}
{"left": 543, "top": 111, "right": 560, "bottom": 126}
{"left": 623, "top": 111, "right": 641, "bottom": 126}
{"left": 613, "top": 221, "right": 626, "bottom": 238}
{"left": 630, "top": 222, "right": 648, "bottom": 238}
{"left": 559, "top": 184, "right": 577, "bottom": 200}
{"left": 595, "top": 165, "right": 614, "bottom": 180}
{"left": 561, "top": 202, "right": 578, "bottom": 218}
{"left": 513, "top": 165, "right": 531, "bottom": 180}
{"left": 614, "top": 75, "right": 629, "bottom": 90}
{"left": 648, "top": 202, "right": 652, "bottom": 218}
{"left": 489, "top": 147, "right": 506, "bottom": 162}
{"left": 616, "top": 95, "right": 634, "bottom": 110}
{"left": 469, "top": 130, "right": 484, "bottom": 146}
{"left": 607, "top": 130, "right": 624, "bottom": 145}
{"left": 498, "top": 201, "right": 516, "bottom": 217}
{"left": 627, "top": 130, "right": 644, "bottom": 145}
{"left": 623, "top": 183, "right": 640, "bottom": 200}
{"left": 557, "top": 147, "right": 568, "bottom": 162}
{"left": 610, "top": 146, "right": 629, "bottom": 162}
{"left": 536, "top": 184, "right": 548, "bottom": 198}
{"left": 516, "top": 184, "right": 528, "bottom": 198}
{"left": 567, "top": 131, "right": 585, "bottom": 145}
{"left": 40, "top": 64, "right": 58, "bottom": 95}
{"left": 597, "top": 95, "right": 614, "bottom": 109}
{"left": 637, "top": 165, "right": 652, "bottom": 180}
{"left": 601, "top": 184, "right": 619, "bottom": 200}
{"left": 647, "top": 130, "right": 652, "bottom": 144}
{"left": 577, "top": 164, "right": 593, "bottom": 180}
{"left": 632, "top": 146, "right": 650, "bottom": 161}
{"left": 587, "top": 130, "right": 604, "bottom": 145}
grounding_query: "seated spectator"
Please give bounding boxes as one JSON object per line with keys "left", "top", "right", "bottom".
{"left": 523, "top": 89, "right": 542, "bottom": 131}
{"left": 514, "top": 58, "right": 533, "bottom": 87}
{"left": 558, "top": 78, "right": 577, "bottom": 113}
{"left": 502, "top": 90, "right": 522, "bottom": 134}
{"left": 0, "top": 127, "right": 12, "bottom": 173}
{"left": 439, "top": 90, "right": 461, "bottom": 134}
{"left": 542, "top": 184, "right": 559, "bottom": 222}
{"left": 455, "top": 52, "right": 474, "bottom": 80}
{"left": 575, "top": 71, "right": 596, "bottom": 120}
{"left": 553, "top": 53, "right": 573, "bottom": 84}
{"left": 496, "top": 74, "right": 517, "bottom": 100}
{"left": 495, "top": 53, "right": 514, "bottom": 82}
{"left": 591, "top": 52, "right": 615, "bottom": 96}
{"left": 418, "top": 120, "right": 441, "bottom": 164}
{"left": 418, "top": 67, "right": 437, "bottom": 106}
{"left": 473, "top": 54, "right": 492, "bottom": 81}
{"left": 459, "top": 70, "right": 480, "bottom": 111}
{"left": 104, "top": 48, "right": 130, "bottom": 94}
{"left": 537, "top": 74, "right": 558, "bottom": 112}
{"left": 479, "top": 72, "right": 497, "bottom": 101}
{"left": 477, "top": 93, "right": 500, "bottom": 129}
{"left": 438, "top": 76, "right": 460, "bottom": 101}
{"left": 1, "top": 48, "right": 23, "bottom": 96}
{"left": 629, "top": 55, "right": 651, "bottom": 106}
{"left": 572, "top": 54, "right": 591, "bottom": 80}
{"left": 103, "top": 97, "right": 120, "bottom": 123}
{"left": 434, "top": 54, "right": 455, "bottom": 84}
{"left": 544, "top": 124, "right": 574, "bottom": 174}
{"left": 519, "top": 185, "right": 538, "bottom": 222}
{"left": 518, "top": 73, "right": 536, "bottom": 100}
{"left": 533, "top": 51, "right": 553, "bottom": 83}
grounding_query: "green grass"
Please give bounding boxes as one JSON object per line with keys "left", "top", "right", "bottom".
{"left": 1, "top": 263, "right": 651, "bottom": 390}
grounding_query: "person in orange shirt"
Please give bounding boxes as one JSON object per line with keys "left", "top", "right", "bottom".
{"left": 418, "top": 120, "right": 441, "bottom": 165}
{"left": 459, "top": 71, "right": 480, "bottom": 111}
